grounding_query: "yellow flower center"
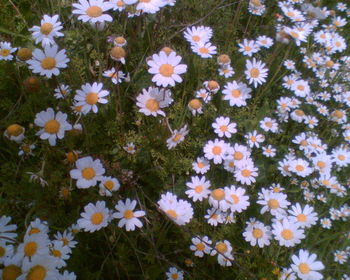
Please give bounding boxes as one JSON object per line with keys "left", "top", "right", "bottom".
{"left": 287, "top": 11, "right": 295, "bottom": 17}
{"left": 61, "top": 238, "right": 69, "bottom": 246}
{"left": 338, "top": 155, "right": 345, "bottom": 161}
{"left": 90, "top": 212, "right": 104, "bottom": 225}
{"left": 123, "top": 210, "right": 134, "bottom": 219}
{"left": 3, "top": 265, "right": 22, "bottom": 280}
{"left": 295, "top": 109, "right": 304, "bottom": 116}
{"left": 281, "top": 229, "right": 294, "bottom": 240}
{"left": 29, "top": 228, "right": 41, "bottom": 235}
{"left": 268, "top": 199, "right": 279, "bottom": 209}
{"left": 333, "top": 110, "right": 343, "bottom": 119}
{"left": 17, "top": 48, "right": 32, "bottom": 61}
{"left": 231, "top": 194, "right": 239, "bottom": 204}
{"left": 145, "top": 98, "right": 159, "bottom": 112}
{"left": 212, "top": 146, "right": 222, "bottom": 155}
{"left": 24, "top": 241, "right": 38, "bottom": 257}
{"left": 208, "top": 80, "right": 219, "bottom": 90}
{"left": 117, "top": 0, "right": 125, "bottom": 7}
{"left": 298, "top": 263, "right": 310, "bottom": 274}
{"left": 171, "top": 273, "right": 178, "bottom": 280}
{"left": 215, "top": 242, "right": 228, "bottom": 254}
{"left": 297, "top": 85, "right": 305, "bottom": 91}
{"left": 241, "top": 169, "right": 251, "bottom": 177}
{"left": 250, "top": 68, "right": 260, "bottom": 78}
{"left": 192, "top": 35, "right": 200, "bottom": 42}
{"left": 110, "top": 46, "right": 126, "bottom": 59}
{"left": 86, "top": 6, "right": 103, "bottom": 17}
{"left": 218, "top": 54, "right": 230, "bottom": 64}
{"left": 194, "top": 185, "right": 203, "bottom": 193}
{"left": 211, "top": 189, "right": 225, "bottom": 200}
{"left": 197, "top": 162, "right": 205, "bottom": 168}
{"left": 297, "top": 214, "right": 307, "bottom": 222}
{"left": 104, "top": 180, "right": 114, "bottom": 190}
{"left": 86, "top": 92, "right": 99, "bottom": 105}
{"left": 44, "top": 119, "right": 60, "bottom": 134}
{"left": 115, "top": 36, "right": 126, "bottom": 44}
{"left": 234, "top": 151, "right": 243, "bottom": 160}
{"left": 159, "top": 64, "right": 174, "bottom": 77}
{"left": 41, "top": 57, "right": 56, "bottom": 70}
{"left": 40, "top": 23, "right": 53, "bottom": 35}
{"left": 172, "top": 133, "right": 182, "bottom": 142}
{"left": 52, "top": 249, "right": 62, "bottom": 257}
{"left": 317, "top": 161, "right": 326, "bottom": 169}
{"left": 196, "top": 243, "right": 205, "bottom": 251}
{"left": 82, "top": 167, "right": 96, "bottom": 180}
{"left": 199, "top": 47, "right": 209, "bottom": 54}
{"left": 290, "top": 31, "right": 299, "bottom": 38}
{"left": 27, "top": 265, "right": 46, "bottom": 280}
{"left": 6, "top": 124, "right": 23, "bottom": 136}
{"left": 166, "top": 209, "right": 178, "bottom": 219}
{"left": 0, "top": 49, "right": 10, "bottom": 56}
{"left": 231, "top": 89, "right": 241, "bottom": 98}
{"left": 188, "top": 99, "right": 202, "bottom": 110}
{"left": 220, "top": 125, "right": 228, "bottom": 132}
{"left": 252, "top": 228, "right": 263, "bottom": 238}
{"left": 265, "top": 121, "right": 273, "bottom": 128}
{"left": 295, "top": 164, "right": 304, "bottom": 172}
{"left": 244, "top": 46, "right": 252, "bottom": 52}
{"left": 251, "top": 136, "right": 257, "bottom": 142}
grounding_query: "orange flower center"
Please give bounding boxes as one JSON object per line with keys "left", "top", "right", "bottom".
{"left": 44, "top": 119, "right": 60, "bottom": 134}
{"left": 41, "top": 57, "right": 56, "bottom": 70}
{"left": 159, "top": 64, "right": 174, "bottom": 77}
{"left": 86, "top": 6, "right": 103, "bottom": 17}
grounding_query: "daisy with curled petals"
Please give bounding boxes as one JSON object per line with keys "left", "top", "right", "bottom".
{"left": 272, "top": 218, "right": 305, "bottom": 247}
{"left": 212, "top": 116, "right": 237, "bottom": 138}
{"left": 190, "top": 236, "right": 212, "bottom": 257}
{"left": 209, "top": 188, "right": 229, "bottom": 211}
{"left": 27, "top": 45, "right": 69, "bottom": 78}
{"left": 191, "top": 42, "right": 217, "bottom": 58}
{"left": 203, "top": 139, "right": 228, "bottom": 164}
{"left": 256, "top": 35, "right": 273, "bottom": 48}
{"left": 74, "top": 82, "right": 110, "bottom": 114}
{"left": 244, "top": 58, "right": 268, "bottom": 88}
{"left": 136, "top": 86, "right": 172, "bottom": 117}
{"left": 243, "top": 219, "right": 272, "bottom": 248}
{"left": 210, "top": 240, "right": 234, "bottom": 267}
{"left": 205, "top": 207, "right": 224, "bottom": 226}
{"left": 166, "top": 125, "right": 189, "bottom": 149}
{"left": 183, "top": 26, "right": 212, "bottom": 45}
{"left": 29, "top": 15, "right": 64, "bottom": 47}
{"left": 185, "top": 176, "right": 211, "bottom": 202}
{"left": 72, "top": 0, "right": 112, "bottom": 25}
{"left": 147, "top": 51, "right": 187, "bottom": 87}
{"left": 113, "top": 199, "right": 145, "bottom": 231}
{"left": 0, "top": 41, "right": 17, "bottom": 61}
{"left": 70, "top": 156, "right": 105, "bottom": 189}
{"left": 99, "top": 176, "right": 120, "bottom": 196}
{"left": 50, "top": 240, "right": 71, "bottom": 268}
{"left": 34, "top": 108, "right": 72, "bottom": 146}
{"left": 222, "top": 80, "right": 252, "bottom": 107}
{"left": 103, "top": 68, "right": 125, "bottom": 84}
{"left": 54, "top": 84, "right": 71, "bottom": 99}
{"left": 291, "top": 249, "right": 324, "bottom": 280}
{"left": 4, "top": 124, "right": 25, "bottom": 143}
{"left": 77, "top": 201, "right": 109, "bottom": 232}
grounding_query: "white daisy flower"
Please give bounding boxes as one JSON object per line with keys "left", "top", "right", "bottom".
{"left": 244, "top": 58, "right": 268, "bottom": 88}
{"left": 187, "top": 98, "right": 203, "bottom": 116}
{"left": 50, "top": 240, "right": 71, "bottom": 268}
{"left": 103, "top": 68, "right": 125, "bottom": 84}
{"left": 212, "top": 116, "right": 237, "bottom": 138}
{"left": 185, "top": 176, "right": 211, "bottom": 202}
{"left": 224, "top": 185, "right": 250, "bottom": 213}
{"left": 288, "top": 203, "right": 318, "bottom": 229}
{"left": 190, "top": 236, "right": 212, "bottom": 257}
{"left": 74, "top": 82, "right": 110, "bottom": 114}
{"left": 70, "top": 156, "right": 105, "bottom": 189}
{"left": 0, "top": 41, "right": 17, "bottom": 61}
{"left": 218, "top": 65, "right": 235, "bottom": 78}
{"left": 166, "top": 124, "right": 189, "bottom": 149}
{"left": 257, "top": 188, "right": 290, "bottom": 218}
{"left": 259, "top": 117, "right": 278, "bottom": 133}
{"left": 234, "top": 163, "right": 258, "bottom": 185}
{"left": 34, "top": 108, "right": 72, "bottom": 146}
{"left": 27, "top": 45, "right": 69, "bottom": 78}
{"left": 54, "top": 230, "right": 78, "bottom": 249}
{"left": 18, "top": 255, "right": 58, "bottom": 280}
{"left": 72, "top": 0, "right": 112, "bottom": 24}
{"left": 205, "top": 207, "right": 224, "bottom": 226}
{"left": 262, "top": 145, "right": 276, "bottom": 157}
{"left": 136, "top": 0, "right": 164, "bottom": 14}
{"left": 243, "top": 219, "right": 272, "bottom": 248}
{"left": 272, "top": 218, "right": 305, "bottom": 247}
{"left": 192, "top": 157, "right": 210, "bottom": 174}
{"left": 147, "top": 51, "right": 187, "bottom": 87}
{"left": 166, "top": 267, "right": 184, "bottom": 280}
{"left": 113, "top": 199, "right": 145, "bottom": 231}
{"left": 191, "top": 42, "right": 217, "bottom": 58}
{"left": 210, "top": 240, "right": 234, "bottom": 267}
{"left": 0, "top": 216, "right": 17, "bottom": 242}
{"left": 238, "top": 39, "right": 260, "bottom": 56}
{"left": 77, "top": 201, "right": 110, "bottom": 232}
{"left": 222, "top": 80, "right": 252, "bottom": 107}
{"left": 123, "top": 142, "right": 136, "bottom": 154}
{"left": 256, "top": 35, "right": 273, "bottom": 48}
{"left": 16, "top": 233, "right": 50, "bottom": 259}
{"left": 203, "top": 139, "right": 229, "bottom": 164}
{"left": 183, "top": 26, "right": 212, "bottom": 45}
{"left": 54, "top": 84, "right": 71, "bottom": 99}
{"left": 99, "top": 176, "right": 120, "bottom": 196}
{"left": 291, "top": 249, "right": 324, "bottom": 280}
{"left": 29, "top": 14, "right": 64, "bottom": 47}
{"left": 136, "top": 86, "right": 173, "bottom": 117}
